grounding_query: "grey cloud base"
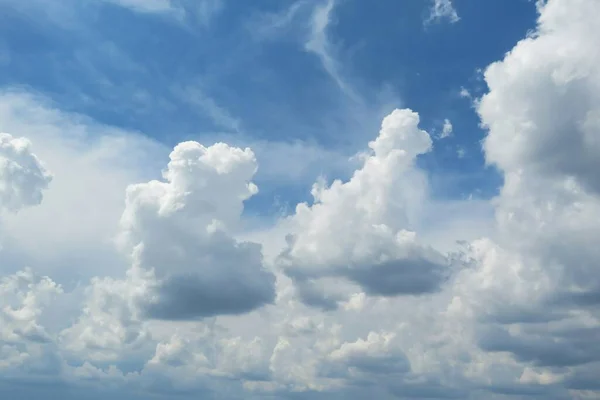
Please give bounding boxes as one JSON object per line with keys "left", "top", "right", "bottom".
{"left": 142, "top": 267, "right": 275, "bottom": 320}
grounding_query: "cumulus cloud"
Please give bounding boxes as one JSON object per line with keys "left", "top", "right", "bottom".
{"left": 117, "top": 141, "right": 276, "bottom": 320}
{"left": 324, "top": 331, "right": 411, "bottom": 378}
{"left": 278, "top": 109, "right": 449, "bottom": 308}
{"left": 0, "top": 268, "right": 63, "bottom": 345}
{"left": 0, "top": 133, "right": 51, "bottom": 213}
{"left": 305, "top": 0, "right": 359, "bottom": 100}
{"left": 477, "top": 0, "right": 600, "bottom": 307}
{"left": 451, "top": 0, "right": 600, "bottom": 392}
{"left": 59, "top": 271, "right": 152, "bottom": 363}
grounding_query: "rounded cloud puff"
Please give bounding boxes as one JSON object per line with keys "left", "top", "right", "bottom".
{"left": 0, "top": 133, "right": 52, "bottom": 213}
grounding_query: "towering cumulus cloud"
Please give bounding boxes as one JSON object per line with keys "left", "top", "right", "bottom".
{"left": 118, "top": 141, "right": 276, "bottom": 319}
{"left": 461, "top": 0, "right": 600, "bottom": 389}
{"left": 278, "top": 109, "right": 448, "bottom": 309}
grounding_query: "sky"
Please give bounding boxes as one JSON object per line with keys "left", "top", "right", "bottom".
{"left": 0, "top": 0, "right": 599, "bottom": 399}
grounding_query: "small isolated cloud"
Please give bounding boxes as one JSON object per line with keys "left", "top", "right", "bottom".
{"left": 440, "top": 118, "right": 453, "bottom": 139}
{"left": 459, "top": 87, "right": 472, "bottom": 99}
{"left": 115, "top": 141, "right": 277, "bottom": 320}
{"left": 427, "top": 0, "right": 460, "bottom": 24}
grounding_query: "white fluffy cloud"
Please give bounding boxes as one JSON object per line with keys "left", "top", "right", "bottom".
{"left": 278, "top": 109, "right": 449, "bottom": 308}
{"left": 1, "top": 0, "right": 600, "bottom": 398}
{"left": 465, "top": 0, "right": 600, "bottom": 384}
{"left": 0, "top": 133, "right": 51, "bottom": 213}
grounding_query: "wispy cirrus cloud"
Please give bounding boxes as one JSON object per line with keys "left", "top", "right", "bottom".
{"left": 304, "top": 0, "right": 360, "bottom": 101}
{"left": 100, "top": 0, "right": 225, "bottom": 23}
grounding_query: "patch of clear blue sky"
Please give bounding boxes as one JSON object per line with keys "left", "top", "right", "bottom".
{"left": 0, "top": 0, "right": 537, "bottom": 215}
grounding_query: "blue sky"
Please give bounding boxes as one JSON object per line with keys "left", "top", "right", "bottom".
{"left": 0, "top": 0, "right": 535, "bottom": 209}
{"left": 3, "top": 1, "right": 600, "bottom": 399}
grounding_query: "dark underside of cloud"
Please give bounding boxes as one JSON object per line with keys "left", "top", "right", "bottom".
{"left": 141, "top": 272, "right": 276, "bottom": 320}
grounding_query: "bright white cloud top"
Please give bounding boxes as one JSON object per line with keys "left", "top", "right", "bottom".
{"left": 0, "top": 133, "right": 51, "bottom": 213}
{"left": 1, "top": 0, "right": 599, "bottom": 399}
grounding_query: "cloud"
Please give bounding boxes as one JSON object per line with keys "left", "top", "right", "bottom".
{"left": 439, "top": 119, "right": 453, "bottom": 139}
{"left": 477, "top": 0, "right": 600, "bottom": 303}
{"left": 426, "top": 0, "right": 460, "bottom": 24}
{"left": 448, "top": 0, "right": 600, "bottom": 393}
{"left": 324, "top": 331, "right": 411, "bottom": 377}
{"left": 0, "top": 268, "right": 63, "bottom": 345}
{"left": 481, "top": 0, "right": 600, "bottom": 195}
{"left": 277, "top": 109, "right": 449, "bottom": 308}
{"left": 459, "top": 87, "right": 471, "bottom": 99}
{"left": 0, "top": 133, "right": 52, "bottom": 214}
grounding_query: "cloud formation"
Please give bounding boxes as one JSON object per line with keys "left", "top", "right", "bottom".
{"left": 439, "top": 119, "right": 453, "bottom": 139}
{"left": 1, "top": 0, "right": 600, "bottom": 399}
{"left": 278, "top": 109, "right": 449, "bottom": 308}
{"left": 427, "top": 0, "right": 460, "bottom": 24}
{"left": 0, "top": 133, "right": 51, "bottom": 213}
{"left": 117, "top": 140, "right": 276, "bottom": 320}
